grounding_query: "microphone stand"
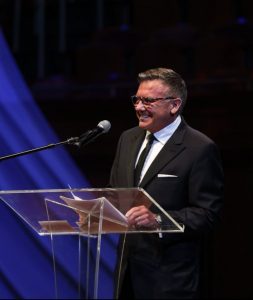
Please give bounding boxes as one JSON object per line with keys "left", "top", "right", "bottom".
{"left": 0, "top": 137, "right": 79, "bottom": 162}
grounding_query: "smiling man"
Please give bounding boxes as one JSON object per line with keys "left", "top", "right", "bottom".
{"left": 109, "top": 68, "right": 224, "bottom": 299}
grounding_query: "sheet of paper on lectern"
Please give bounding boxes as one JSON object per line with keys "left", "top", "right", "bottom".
{"left": 59, "top": 195, "right": 128, "bottom": 226}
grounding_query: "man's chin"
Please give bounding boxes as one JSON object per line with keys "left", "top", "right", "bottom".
{"left": 138, "top": 119, "right": 151, "bottom": 130}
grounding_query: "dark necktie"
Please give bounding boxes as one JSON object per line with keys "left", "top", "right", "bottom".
{"left": 134, "top": 133, "right": 156, "bottom": 186}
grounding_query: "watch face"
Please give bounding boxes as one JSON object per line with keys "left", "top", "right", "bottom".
{"left": 155, "top": 214, "right": 162, "bottom": 224}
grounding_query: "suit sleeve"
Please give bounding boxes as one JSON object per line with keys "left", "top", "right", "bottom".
{"left": 167, "top": 142, "right": 224, "bottom": 237}
{"left": 109, "top": 132, "right": 124, "bottom": 187}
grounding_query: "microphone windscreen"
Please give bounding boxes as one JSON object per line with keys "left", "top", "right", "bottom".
{"left": 97, "top": 120, "right": 111, "bottom": 133}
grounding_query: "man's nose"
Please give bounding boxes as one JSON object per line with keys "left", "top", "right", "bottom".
{"left": 135, "top": 100, "right": 146, "bottom": 109}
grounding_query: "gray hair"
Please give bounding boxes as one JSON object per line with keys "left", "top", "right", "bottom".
{"left": 138, "top": 68, "right": 187, "bottom": 112}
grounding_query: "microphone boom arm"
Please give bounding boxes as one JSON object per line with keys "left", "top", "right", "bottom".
{"left": 0, "top": 137, "right": 79, "bottom": 162}
{"left": 0, "top": 120, "right": 111, "bottom": 162}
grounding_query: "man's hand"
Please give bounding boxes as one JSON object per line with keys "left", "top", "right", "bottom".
{"left": 125, "top": 205, "right": 159, "bottom": 228}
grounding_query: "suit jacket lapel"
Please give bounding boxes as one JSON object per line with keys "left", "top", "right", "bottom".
{"left": 127, "top": 130, "right": 146, "bottom": 186}
{"left": 139, "top": 121, "right": 186, "bottom": 187}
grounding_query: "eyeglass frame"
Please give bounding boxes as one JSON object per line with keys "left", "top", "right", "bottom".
{"left": 131, "top": 95, "right": 178, "bottom": 107}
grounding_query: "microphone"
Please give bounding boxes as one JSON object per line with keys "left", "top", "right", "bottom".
{"left": 75, "top": 120, "right": 111, "bottom": 147}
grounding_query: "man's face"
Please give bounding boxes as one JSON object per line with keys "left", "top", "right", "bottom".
{"left": 134, "top": 79, "right": 180, "bottom": 133}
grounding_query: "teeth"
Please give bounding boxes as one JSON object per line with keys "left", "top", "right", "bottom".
{"left": 139, "top": 115, "right": 149, "bottom": 120}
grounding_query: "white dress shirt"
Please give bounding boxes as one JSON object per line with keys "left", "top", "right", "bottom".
{"left": 135, "top": 115, "right": 181, "bottom": 183}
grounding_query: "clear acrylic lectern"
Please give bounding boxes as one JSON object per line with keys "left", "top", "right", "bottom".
{"left": 0, "top": 188, "right": 184, "bottom": 299}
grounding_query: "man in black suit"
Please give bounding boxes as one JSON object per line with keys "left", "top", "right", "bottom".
{"left": 109, "top": 68, "right": 224, "bottom": 299}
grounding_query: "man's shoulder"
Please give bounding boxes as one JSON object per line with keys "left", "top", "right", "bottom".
{"left": 121, "top": 126, "right": 143, "bottom": 138}
{"left": 179, "top": 118, "right": 216, "bottom": 146}
{"left": 186, "top": 125, "right": 215, "bottom": 145}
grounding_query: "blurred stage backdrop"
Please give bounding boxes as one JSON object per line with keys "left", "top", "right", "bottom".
{"left": 0, "top": 0, "right": 253, "bottom": 299}
{"left": 0, "top": 27, "right": 118, "bottom": 298}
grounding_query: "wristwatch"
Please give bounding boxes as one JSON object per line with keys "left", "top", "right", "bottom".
{"left": 155, "top": 214, "right": 162, "bottom": 226}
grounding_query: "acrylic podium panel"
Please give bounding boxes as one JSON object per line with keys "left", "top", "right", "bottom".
{"left": 0, "top": 188, "right": 184, "bottom": 299}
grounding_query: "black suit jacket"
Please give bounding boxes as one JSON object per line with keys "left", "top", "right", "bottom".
{"left": 110, "top": 118, "right": 224, "bottom": 298}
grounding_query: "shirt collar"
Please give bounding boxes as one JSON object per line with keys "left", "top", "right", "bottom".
{"left": 146, "top": 115, "right": 182, "bottom": 145}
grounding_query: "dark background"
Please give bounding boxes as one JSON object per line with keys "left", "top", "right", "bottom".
{"left": 0, "top": 0, "right": 253, "bottom": 298}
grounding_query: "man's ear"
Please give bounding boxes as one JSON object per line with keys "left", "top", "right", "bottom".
{"left": 170, "top": 98, "right": 182, "bottom": 115}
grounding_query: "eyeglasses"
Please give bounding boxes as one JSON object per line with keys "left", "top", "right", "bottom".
{"left": 131, "top": 95, "right": 176, "bottom": 106}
